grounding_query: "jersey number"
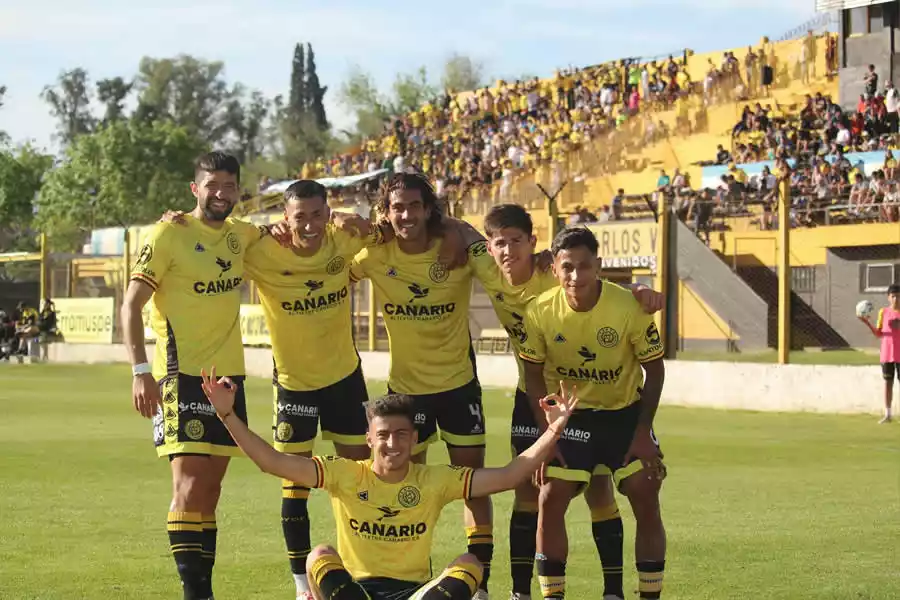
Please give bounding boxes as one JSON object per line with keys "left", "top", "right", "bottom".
{"left": 469, "top": 403, "right": 483, "bottom": 422}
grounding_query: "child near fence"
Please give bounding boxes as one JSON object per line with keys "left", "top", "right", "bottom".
{"left": 860, "top": 283, "right": 900, "bottom": 423}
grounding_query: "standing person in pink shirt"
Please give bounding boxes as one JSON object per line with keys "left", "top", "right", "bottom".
{"left": 860, "top": 284, "right": 900, "bottom": 423}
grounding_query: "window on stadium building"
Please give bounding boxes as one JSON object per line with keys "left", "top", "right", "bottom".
{"left": 848, "top": 6, "right": 869, "bottom": 35}
{"left": 869, "top": 4, "right": 885, "bottom": 33}
{"left": 862, "top": 263, "right": 899, "bottom": 293}
{"left": 791, "top": 266, "right": 816, "bottom": 293}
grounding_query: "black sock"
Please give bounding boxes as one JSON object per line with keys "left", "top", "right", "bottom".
{"left": 465, "top": 525, "right": 493, "bottom": 591}
{"left": 509, "top": 509, "right": 538, "bottom": 595}
{"left": 637, "top": 560, "right": 665, "bottom": 599}
{"left": 536, "top": 556, "right": 566, "bottom": 598}
{"left": 591, "top": 504, "right": 624, "bottom": 598}
{"left": 168, "top": 511, "right": 211, "bottom": 600}
{"left": 201, "top": 514, "right": 217, "bottom": 586}
{"left": 282, "top": 480, "right": 311, "bottom": 578}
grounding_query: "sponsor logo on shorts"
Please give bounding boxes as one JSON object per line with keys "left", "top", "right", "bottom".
{"left": 555, "top": 365, "right": 624, "bottom": 384}
{"left": 179, "top": 401, "right": 216, "bottom": 416}
{"left": 184, "top": 419, "right": 205, "bottom": 441}
{"left": 276, "top": 422, "right": 294, "bottom": 442}
{"left": 398, "top": 486, "right": 421, "bottom": 508}
{"left": 511, "top": 424, "right": 540, "bottom": 439}
{"left": 560, "top": 427, "right": 591, "bottom": 442}
{"left": 414, "top": 413, "right": 427, "bottom": 425}
{"left": 281, "top": 286, "right": 349, "bottom": 314}
{"left": 277, "top": 402, "right": 319, "bottom": 417}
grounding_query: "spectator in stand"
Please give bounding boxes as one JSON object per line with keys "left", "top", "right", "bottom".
{"left": 715, "top": 144, "right": 732, "bottom": 164}
{"left": 885, "top": 82, "right": 900, "bottom": 133}
{"left": 611, "top": 188, "right": 625, "bottom": 220}
{"left": 865, "top": 65, "right": 879, "bottom": 97}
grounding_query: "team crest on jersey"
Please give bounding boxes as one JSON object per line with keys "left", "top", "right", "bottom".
{"left": 225, "top": 231, "right": 241, "bottom": 254}
{"left": 276, "top": 422, "right": 294, "bottom": 442}
{"left": 398, "top": 485, "right": 421, "bottom": 508}
{"left": 597, "top": 327, "right": 619, "bottom": 348}
{"left": 326, "top": 256, "right": 346, "bottom": 275}
{"left": 428, "top": 262, "right": 449, "bottom": 283}
{"left": 184, "top": 419, "right": 205, "bottom": 441}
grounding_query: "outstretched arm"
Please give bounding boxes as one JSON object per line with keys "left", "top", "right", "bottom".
{"left": 468, "top": 383, "right": 578, "bottom": 497}
{"left": 201, "top": 368, "right": 319, "bottom": 486}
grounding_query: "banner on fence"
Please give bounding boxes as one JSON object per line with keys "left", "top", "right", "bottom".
{"left": 53, "top": 297, "right": 115, "bottom": 344}
{"left": 586, "top": 221, "right": 659, "bottom": 272}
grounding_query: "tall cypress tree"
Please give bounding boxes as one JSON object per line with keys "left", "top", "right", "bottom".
{"left": 288, "top": 43, "right": 307, "bottom": 124}
{"left": 306, "top": 43, "right": 329, "bottom": 131}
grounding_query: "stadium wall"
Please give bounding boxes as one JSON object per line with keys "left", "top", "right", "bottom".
{"left": 44, "top": 344, "right": 883, "bottom": 415}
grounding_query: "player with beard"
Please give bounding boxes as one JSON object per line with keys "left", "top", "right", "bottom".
{"left": 122, "top": 152, "right": 269, "bottom": 600}
{"left": 476, "top": 204, "right": 662, "bottom": 600}
{"left": 198, "top": 368, "right": 580, "bottom": 600}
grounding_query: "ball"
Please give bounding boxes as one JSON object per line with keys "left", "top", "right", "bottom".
{"left": 855, "top": 300, "right": 874, "bottom": 318}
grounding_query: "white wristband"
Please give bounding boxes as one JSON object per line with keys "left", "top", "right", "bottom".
{"left": 132, "top": 362, "right": 152, "bottom": 376}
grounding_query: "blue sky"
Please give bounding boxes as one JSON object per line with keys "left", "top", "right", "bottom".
{"left": 0, "top": 0, "right": 816, "bottom": 153}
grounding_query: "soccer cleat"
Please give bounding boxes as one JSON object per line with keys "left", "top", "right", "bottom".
{"left": 879, "top": 415, "right": 892, "bottom": 424}
{"left": 472, "top": 590, "right": 490, "bottom": 600}
{"left": 297, "top": 593, "right": 315, "bottom": 600}
{"left": 508, "top": 593, "right": 530, "bottom": 600}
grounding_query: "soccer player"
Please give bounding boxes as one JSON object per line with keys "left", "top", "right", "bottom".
{"left": 242, "top": 180, "right": 386, "bottom": 599}
{"left": 478, "top": 204, "right": 663, "bottom": 600}
{"left": 518, "top": 227, "right": 668, "bottom": 600}
{"left": 197, "top": 367, "right": 580, "bottom": 600}
{"left": 349, "top": 173, "right": 504, "bottom": 598}
{"left": 859, "top": 283, "right": 900, "bottom": 423}
{"left": 121, "top": 152, "right": 267, "bottom": 600}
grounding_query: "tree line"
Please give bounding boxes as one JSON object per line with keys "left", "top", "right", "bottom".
{"left": 0, "top": 48, "right": 487, "bottom": 253}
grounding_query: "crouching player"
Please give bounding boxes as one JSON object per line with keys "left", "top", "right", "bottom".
{"left": 519, "top": 227, "right": 668, "bottom": 599}
{"left": 198, "top": 367, "right": 579, "bottom": 600}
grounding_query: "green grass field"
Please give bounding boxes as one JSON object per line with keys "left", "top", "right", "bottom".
{"left": 674, "top": 349, "right": 880, "bottom": 365}
{"left": 1, "top": 364, "right": 898, "bottom": 599}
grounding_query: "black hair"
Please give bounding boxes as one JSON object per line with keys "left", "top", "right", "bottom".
{"left": 195, "top": 151, "right": 241, "bottom": 184}
{"left": 484, "top": 203, "right": 533, "bottom": 237}
{"left": 284, "top": 180, "right": 327, "bottom": 205}
{"left": 365, "top": 394, "right": 417, "bottom": 424}
{"left": 888, "top": 284, "right": 900, "bottom": 295}
{"left": 550, "top": 227, "right": 599, "bottom": 257}
{"left": 380, "top": 173, "right": 443, "bottom": 236}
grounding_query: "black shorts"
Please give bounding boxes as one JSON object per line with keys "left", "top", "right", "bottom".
{"left": 882, "top": 362, "right": 900, "bottom": 381}
{"left": 387, "top": 378, "right": 485, "bottom": 454}
{"left": 510, "top": 388, "right": 540, "bottom": 456}
{"left": 546, "top": 401, "right": 661, "bottom": 489}
{"left": 273, "top": 363, "right": 369, "bottom": 453}
{"left": 153, "top": 374, "right": 247, "bottom": 458}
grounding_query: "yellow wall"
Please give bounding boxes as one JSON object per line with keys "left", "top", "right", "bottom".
{"left": 678, "top": 280, "right": 739, "bottom": 342}
{"left": 711, "top": 222, "right": 900, "bottom": 267}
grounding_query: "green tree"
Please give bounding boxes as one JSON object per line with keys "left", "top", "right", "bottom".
{"left": 441, "top": 53, "right": 486, "bottom": 93}
{"left": 35, "top": 120, "right": 207, "bottom": 251}
{"left": 41, "top": 68, "right": 95, "bottom": 146}
{"left": 223, "top": 87, "right": 270, "bottom": 166}
{"left": 338, "top": 66, "right": 391, "bottom": 140}
{"left": 287, "top": 43, "right": 307, "bottom": 125}
{"left": 133, "top": 55, "right": 236, "bottom": 145}
{"left": 0, "top": 144, "right": 54, "bottom": 252}
{"left": 392, "top": 66, "right": 437, "bottom": 115}
{"left": 306, "top": 43, "right": 329, "bottom": 131}
{"left": 0, "top": 85, "right": 7, "bottom": 144}
{"left": 96, "top": 77, "right": 133, "bottom": 125}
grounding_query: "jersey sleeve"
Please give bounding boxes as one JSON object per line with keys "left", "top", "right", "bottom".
{"left": 131, "top": 223, "right": 174, "bottom": 290}
{"left": 876, "top": 308, "right": 885, "bottom": 331}
{"left": 349, "top": 247, "right": 373, "bottom": 283}
{"left": 311, "top": 456, "right": 361, "bottom": 495}
{"left": 518, "top": 301, "right": 547, "bottom": 364}
{"left": 432, "top": 464, "right": 475, "bottom": 504}
{"left": 332, "top": 223, "right": 379, "bottom": 258}
{"left": 629, "top": 309, "right": 665, "bottom": 363}
{"left": 466, "top": 241, "right": 504, "bottom": 295}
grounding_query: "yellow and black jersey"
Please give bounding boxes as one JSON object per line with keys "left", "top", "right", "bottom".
{"left": 519, "top": 282, "right": 664, "bottom": 410}
{"left": 468, "top": 257, "right": 558, "bottom": 392}
{"left": 245, "top": 225, "right": 377, "bottom": 391}
{"left": 311, "top": 456, "right": 473, "bottom": 583}
{"left": 349, "top": 240, "right": 495, "bottom": 394}
{"left": 131, "top": 215, "right": 264, "bottom": 379}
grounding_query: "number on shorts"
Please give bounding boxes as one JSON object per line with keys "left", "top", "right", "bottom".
{"left": 468, "top": 403, "right": 483, "bottom": 423}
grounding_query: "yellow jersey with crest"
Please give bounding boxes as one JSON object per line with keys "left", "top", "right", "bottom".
{"left": 350, "top": 240, "right": 496, "bottom": 394}
{"left": 244, "top": 225, "right": 376, "bottom": 391}
{"left": 519, "top": 282, "right": 664, "bottom": 410}
{"left": 311, "top": 456, "right": 474, "bottom": 582}
{"left": 130, "top": 216, "right": 264, "bottom": 380}
{"left": 468, "top": 257, "right": 558, "bottom": 392}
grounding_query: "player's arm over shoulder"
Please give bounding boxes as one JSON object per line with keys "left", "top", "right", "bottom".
{"left": 227, "top": 217, "right": 268, "bottom": 250}
{"left": 518, "top": 295, "right": 551, "bottom": 364}
{"left": 349, "top": 245, "right": 381, "bottom": 283}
